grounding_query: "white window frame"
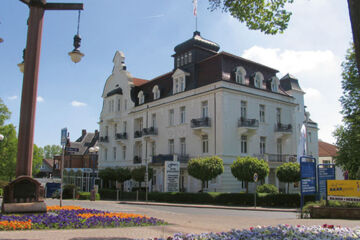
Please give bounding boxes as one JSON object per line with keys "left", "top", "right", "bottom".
{"left": 188, "top": 51, "right": 192, "bottom": 63}
{"left": 122, "top": 146, "right": 126, "bottom": 160}
{"left": 152, "top": 85, "right": 160, "bottom": 100}
{"left": 260, "top": 136, "right": 266, "bottom": 155}
{"left": 169, "top": 139, "right": 174, "bottom": 154}
{"left": 151, "top": 142, "right": 156, "bottom": 156}
{"left": 235, "top": 66, "right": 246, "bottom": 84}
{"left": 202, "top": 135, "right": 209, "bottom": 154}
{"left": 254, "top": 72, "right": 264, "bottom": 88}
{"left": 180, "top": 137, "right": 186, "bottom": 155}
{"left": 259, "top": 104, "right": 265, "bottom": 123}
{"left": 169, "top": 109, "right": 175, "bottom": 126}
{"left": 241, "top": 135, "right": 247, "bottom": 154}
{"left": 271, "top": 76, "right": 279, "bottom": 92}
{"left": 117, "top": 99, "right": 121, "bottom": 112}
{"left": 113, "top": 147, "right": 117, "bottom": 160}
{"left": 201, "top": 101, "right": 208, "bottom": 118}
{"left": 152, "top": 113, "right": 156, "bottom": 128}
{"left": 138, "top": 91, "right": 144, "bottom": 105}
{"left": 241, "top": 101, "right": 247, "bottom": 119}
{"left": 180, "top": 106, "right": 186, "bottom": 124}
{"left": 276, "top": 108, "right": 281, "bottom": 124}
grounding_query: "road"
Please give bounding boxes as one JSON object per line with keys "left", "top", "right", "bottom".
{"left": 1, "top": 199, "right": 359, "bottom": 240}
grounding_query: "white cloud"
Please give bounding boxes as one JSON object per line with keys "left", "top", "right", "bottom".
{"left": 8, "top": 96, "right": 17, "bottom": 100}
{"left": 71, "top": 100, "right": 87, "bottom": 107}
{"left": 37, "top": 96, "right": 44, "bottom": 102}
{"left": 241, "top": 46, "right": 343, "bottom": 144}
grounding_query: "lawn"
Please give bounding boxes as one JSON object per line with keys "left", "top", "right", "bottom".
{"left": 0, "top": 205, "right": 166, "bottom": 230}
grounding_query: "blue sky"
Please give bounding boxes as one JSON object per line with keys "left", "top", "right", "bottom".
{"left": 0, "top": 0, "right": 352, "bottom": 147}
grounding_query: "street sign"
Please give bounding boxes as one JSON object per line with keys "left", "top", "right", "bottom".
{"left": 61, "top": 128, "right": 67, "bottom": 145}
{"left": 65, "top": 147, "right": 79, "bottom": 153}
{"left": 253, "top": 173, "right": 258, "bottom": 182}
{"left": 317, "top": 164, "right": 335, "bottom": 200}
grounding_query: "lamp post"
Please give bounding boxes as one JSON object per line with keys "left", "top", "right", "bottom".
{"left": 88, "top": 146, "right": 99, "bottom": 191}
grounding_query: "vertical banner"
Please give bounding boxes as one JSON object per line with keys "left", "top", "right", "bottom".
{"left": 317, "top": 164, "right": 335, "bottom": 200}
{"left": 300, "top": 156, "right": 317, "bottom": 216}
{"left": 164, "top": 161, "right": 180, "bottom": 192}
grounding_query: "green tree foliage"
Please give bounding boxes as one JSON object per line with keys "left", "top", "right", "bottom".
{"left": 208, "top": 0, "right": 294, "bottom": 34}
{"left": 131, "top": 166, "right": 153, "bottom": 188}
{"left": 334, "top": 45, "right": 360, "bottom": 179}
{"left": 114, "top": 167, "right": 131, "bottom": 191}
{"left": 0, "top": 98, "right": 17, "bottom": 181}
{"left": 32, "top": 144, "right": 44, "bottom": 177}
{"left": 98, "top": 167, "right": 117, "bottom": 183}
{"left": 231, "top": 156, "right": 269, "bottom": 193}
{"left": 43, "top": 145, "right": 62, "bottom": 159}
{"left": 187, "top": 156, "right": 224, "bottom": 191}
{"left": 256, "top": 183, "right": 279, "bottom": 194}
{"left": 276, "top": 162, "right": 300, "bottom": 193}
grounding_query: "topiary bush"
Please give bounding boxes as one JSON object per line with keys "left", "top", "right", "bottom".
{"left": 257, "top": 184, "right": 279, "bottom": 194}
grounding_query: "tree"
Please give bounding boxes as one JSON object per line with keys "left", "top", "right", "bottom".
{"left": 32, "top": 144, "right": 44, "bottom": 177}
{"left": 230, "top": 156, "right": 269, "bottom": 193}
{"left": 0, "top": 98, "right": 17, "bottom": 181}
{"left": 131, "top": 166, "right": 153, "bottom": 190}
{"left": 98, "top": 167, "right": 117, "bottom": 188}
{"left": 187, "top": 156, "right": 224, "bottom": 191}
{"left": 334, "top": 46, "right": 360, "bottom": 179}
{"left": 276, "top": 162, "right": 300, "bottom": 193}
{"left": 208, "top": 1, "right": 360, "bottom": 72}
{"left": 114, "top": 167, "right": 131, "bottom": 191}
{"left": 43, "top": 145, "right": 62, "bottom": 159}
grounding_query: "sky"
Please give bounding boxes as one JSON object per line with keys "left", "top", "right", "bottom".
{"left": 0, "top": 0, "right": 353, "bottom": 147}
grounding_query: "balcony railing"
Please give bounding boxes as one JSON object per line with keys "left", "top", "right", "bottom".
{"left": 151, "top": 154, "right": 190, "bottom": 164}
{"left": 134, "top": 131, "right": 142, "bottom": 138}
{"left": 99, "top": 136, "right": 108, "bottom": 142}
{"left": 275, "top": 123, "right": 292, "bottom": 132}
{"left": 191, "top": 117, "right": 211, "bottom": 128}
{"left": 115, "top": 132, "right": 127, "bottom": 140}
{"left": 178, "top": 154, "right": 190, "bottom": 163}
{"left": 142, "top": 127, "right": 158, "bottom": 136}
{"left": 254, "top": 154, "right": 297, "bottom": 163}
{"left": 133, "top": 156, "right": 142, "bottom": 164}
{"left": 238, "top": 118, "right": 259, "bottom": 128}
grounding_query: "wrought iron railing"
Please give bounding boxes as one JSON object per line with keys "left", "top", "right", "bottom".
{"left": 191, "top": 117, "right": 211, "bottom": 128}
{"left": 134, "top": 131, "right": 142, "bottom": 138}
{"left": 142, "top": 127, "right": 158, "bottom": 136}
{"left": 275, "top": 123, "right": 292, "bottom": 132}
{"left": 99, "top": 136, "right": 108, "bottom": 142}
{"left": 115, "top": 132, "right": 127, "bottom": 140}
{"left": 238, "top": 118, "right": 259, "bottom": 128}
{"left": 133, "top": 156, "right": 142, "bottom": 164}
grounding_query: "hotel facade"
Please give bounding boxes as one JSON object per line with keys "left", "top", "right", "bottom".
{"left": 98, "top": 32, "right": 318, "bottom": 193}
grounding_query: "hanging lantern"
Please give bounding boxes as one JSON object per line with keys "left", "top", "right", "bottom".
{"left": 68, "top": 10, "right": 84, "bottom": 63}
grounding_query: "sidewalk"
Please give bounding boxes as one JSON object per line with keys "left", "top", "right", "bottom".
{"left": 119, "top": 200, "right": 299, "bottom": 213}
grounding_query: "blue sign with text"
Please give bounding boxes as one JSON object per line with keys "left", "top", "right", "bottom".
{"left": 300, "top": 157, "right": 317, "bottom": 195}
{"left": 318, "top": 164, "right": 335, "bottom": 199}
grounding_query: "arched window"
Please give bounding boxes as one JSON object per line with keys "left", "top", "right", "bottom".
{"left": 271, "top": 76, "right": 279, "bottom": 92}
{"left": 138, "top": 91, "right": 144, "bottom": 105}
{"left": 254, "top": 72, "right": 264, "bottom": 88}
{"left": 235, "top": 66, "right": 246, "bottom": 84}
{"left": 152, "top": 85, "right": 160, "bottom": 100}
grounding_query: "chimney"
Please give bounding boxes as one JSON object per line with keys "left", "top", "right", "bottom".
{"left": 82, "top": 129, "right": 87, "bottom": 136}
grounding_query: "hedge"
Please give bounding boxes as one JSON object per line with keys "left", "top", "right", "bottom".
{"left": 78, "top": 192, "right": 100, "bottom": 200}
{"left": 98, "top": 189, "right": 315, "bottom": 208}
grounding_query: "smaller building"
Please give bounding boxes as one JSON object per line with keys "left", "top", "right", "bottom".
{"left": 318, "top": 140, "right": 345, "bottom": 180}
{"left": 36, "top": 158, "right": 54, "bottom": 178}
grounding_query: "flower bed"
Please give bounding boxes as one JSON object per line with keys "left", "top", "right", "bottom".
{"left": 166, "top": 225, "right": 360, "bottom": 240}
{"left": 0, "top": 205, "right": 165, "bottom": 231}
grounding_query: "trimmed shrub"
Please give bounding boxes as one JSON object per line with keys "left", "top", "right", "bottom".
{"left": 257, "top": 184, "right": 279, "bottom": 194}
{"left": 62, "top": 184, "right": 78, "bottom": 199}
{"left": 78, "top": 192, "right": 100, "bottom": 200}
{"left": 0, "top": 188, "right": 2, "bottom": 197}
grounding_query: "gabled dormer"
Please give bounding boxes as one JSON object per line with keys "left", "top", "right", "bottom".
{"left": 172, "top": 68, "right": 190, "bottom": 94}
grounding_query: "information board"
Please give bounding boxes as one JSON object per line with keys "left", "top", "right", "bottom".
{"left": 327, "top": 180, "right": 360, "bottom": 200}
{"left": 300, "top": 159, "right": 316, "bottom": 195}
{"left": 164, "top": 161, "right": 180, "bottom": 192}
{"left": 318, "top": 164, "right": 335, "bottom": 199}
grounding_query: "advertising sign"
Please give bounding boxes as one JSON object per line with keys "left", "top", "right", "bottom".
{"left": 300, "top": 159, "right": 316, "bottom": 194}
{"left": 164, "top": 161, "right": 180, "bottom": 192}
{"left": 61, "top": 128, "right": 67, "bottom": 145}
{"left": 318, "top": 164, "right": 335, "bottom": 200}
{"left": 327, "top": 180, "right": 360, "bottom": 202}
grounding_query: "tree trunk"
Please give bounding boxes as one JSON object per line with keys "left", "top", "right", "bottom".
{"left": 287, "top": 182, "right": 290, "bottom": 194}
{"left": 348, "top": 0, "right": 360, "bottom": 73}
{"left": 201, "top": 181, "right": 204, "bottom": 192}
{"left": 245, "top": 181, "right": 248, "bottom": 193}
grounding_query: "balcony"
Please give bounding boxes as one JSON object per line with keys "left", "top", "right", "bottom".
{"left": 115, "top": 132, "right": 127, "bottom": 140}
{"left": 99, "top": 136, "right": 108, "bottom": 143}
{"left": 191, "top": 117, "right": 211, "bottom": 128}
{"left": 254, "top": 154, "right": 297, "bottom": 165}
{"left": 178, "top": 154, "right": 190, "bottom": 163}
{"left": 134, "top": 131, "right": 142, "bottom": 138}
{"left": 142, "top": 127, "right": 158, "bottom": 136}
{"left": 151, "top": 154, "right": 190, "bottom": 165}
{"left": 133, "top": 156, "right": 142, "bottom": 164}
{"left": 274, "top": 123, "right": 292, "bottom": 139}
{"left": 238, "top": 118, "right": 259, "bottom": 136}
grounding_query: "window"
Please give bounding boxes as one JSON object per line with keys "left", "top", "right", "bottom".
{"left": 241, "top": 101, "right": 247, "bottom": 119}
{"left": 188, "top": 51, "right": 192, "bottom": 63}
{"left": 241, "top": 135, "right": 247, "bottom": 153}
{"left": 276, "top": 108, "right": 281, "bottom": 124}
{"left": 123, "top": 121, "right": 127, "bottom": 133}
{"left": 151, "top": 113, "right": 156, "bottom": 128}
{"left": 138, "top": 91, "right": 144, "bottom": 105}
{"left": 181, "top": 55, "right": 184, "bottom": 65}
{"left": 169, "top": 109, "right": 174, "bottom": 126}
{"left": 176, "top": 57, "right": 180, "bottom": 67}
{"left": 151, "top": 142, "right": 156, "bottom": 156}
{"left": 184, "top": 53, "right": 188, "bottom": 64}
{"left": 117, "top": 99, "right": 121, "bottom": 112}
{"left": 169, "top": 139, "right": 174, "bottom": 154}
{"left": 271, "top": 77, "right": 279, "bottom": 92}
{"left": 114, "top": 124, "right": 117, "bottom": 135}
{"left": 153, "top": 85, "right": 160, "bottom": 100}
{"left": 235, "top": 66, "right": 246, "bottom": 84}
{"left": 122, "top": 146, "right": 126, "bottom": 160}
{"left": 201, "top": 101, "right": 208, "bottom": 118}
{"left": 180, "top": 106, "right": 186, "bottom": 124}
{"left": 124, "top": 99, "right": 127, "bottom": 111}
{"left": 175, "top": 79, "right": 179, "bottom": 93}
{"left": 277, "top": 138, "right": 282, "bottom": 155}
{"left": 104, "top": 148, "right": 108, "bottom": 161}
{"left": 180, "top": 77, "right": 185, "bottom": 92}
{"left": 180, "top": 138, "right": 186, "bottom": 155}
{"left": 260, "top": 137, "right": 266, "bottom": 155}
{"left": 113, "top": 147, "right": 117, "bottom": 160}
{"left": 254, "top": 72, "right": 263, "bottom": 88}
{"left": 202, "top": 135, "right": 209, "bottom": 153}
{"left": 259, "top": 105, "right": 265, "bottom": 123}
{"left": 105, "top": 126, "right": 109, "bottom": 137}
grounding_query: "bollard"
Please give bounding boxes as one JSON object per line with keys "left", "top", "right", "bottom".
{"left": 73, "top": 188, "right": 75, "bottom": 200}
{"left": 117, "top": 190, "right": 119, "bottom": 201}
{"left": 136, "top": 190, "right": 139, "bottom": 201}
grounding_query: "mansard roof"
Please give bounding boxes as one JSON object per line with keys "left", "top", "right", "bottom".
{"left": 174, "top": 31, "right": 220, "bottom": 54}
{"left": 280, "top": 73, "right": 304, "bottom": 92}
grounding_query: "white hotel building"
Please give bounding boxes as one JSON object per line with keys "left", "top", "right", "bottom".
{"left": 98, "top": 32, "right": 318, "bottom": 193}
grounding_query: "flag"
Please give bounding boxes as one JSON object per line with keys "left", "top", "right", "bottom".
{"left": 297, "top": 124, "right": 307, "bottom": 162}
{"left": 193, "top": 0, "right": 197, "bottom": 16}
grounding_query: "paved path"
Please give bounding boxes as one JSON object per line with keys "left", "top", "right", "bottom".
{"left": 1, "top": 199, "right": 359, "bottom": 240}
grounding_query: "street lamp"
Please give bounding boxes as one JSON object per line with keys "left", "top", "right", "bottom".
{"left": 88, "top": 146, "right": 99, "bottom": 191}
{"left": 68, "top": 10, "right": 84, "bottom": 63}
{"left": 17, "top": 49, "right": 25, "bottom": 73}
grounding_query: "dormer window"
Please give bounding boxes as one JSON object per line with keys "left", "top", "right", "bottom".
{"left": 138, "top": 91, "right": 144, "bottom": 105}
{"left": 254, "top": 72, "right": 264, "bottom": 88}
{"left": 172, "top": 69, "right": 189, "bottom": 94}
{"left": 235, "top": 66, "right": 246, "bottom": 84}
{"left": 152, "top": 85, "right": 160, "bottom": 100}
{"left": 180, "top": 77, "right": 185, "bottom": 92}
{"left": 271, "top": 76, "right": 279, "bottom": 92}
